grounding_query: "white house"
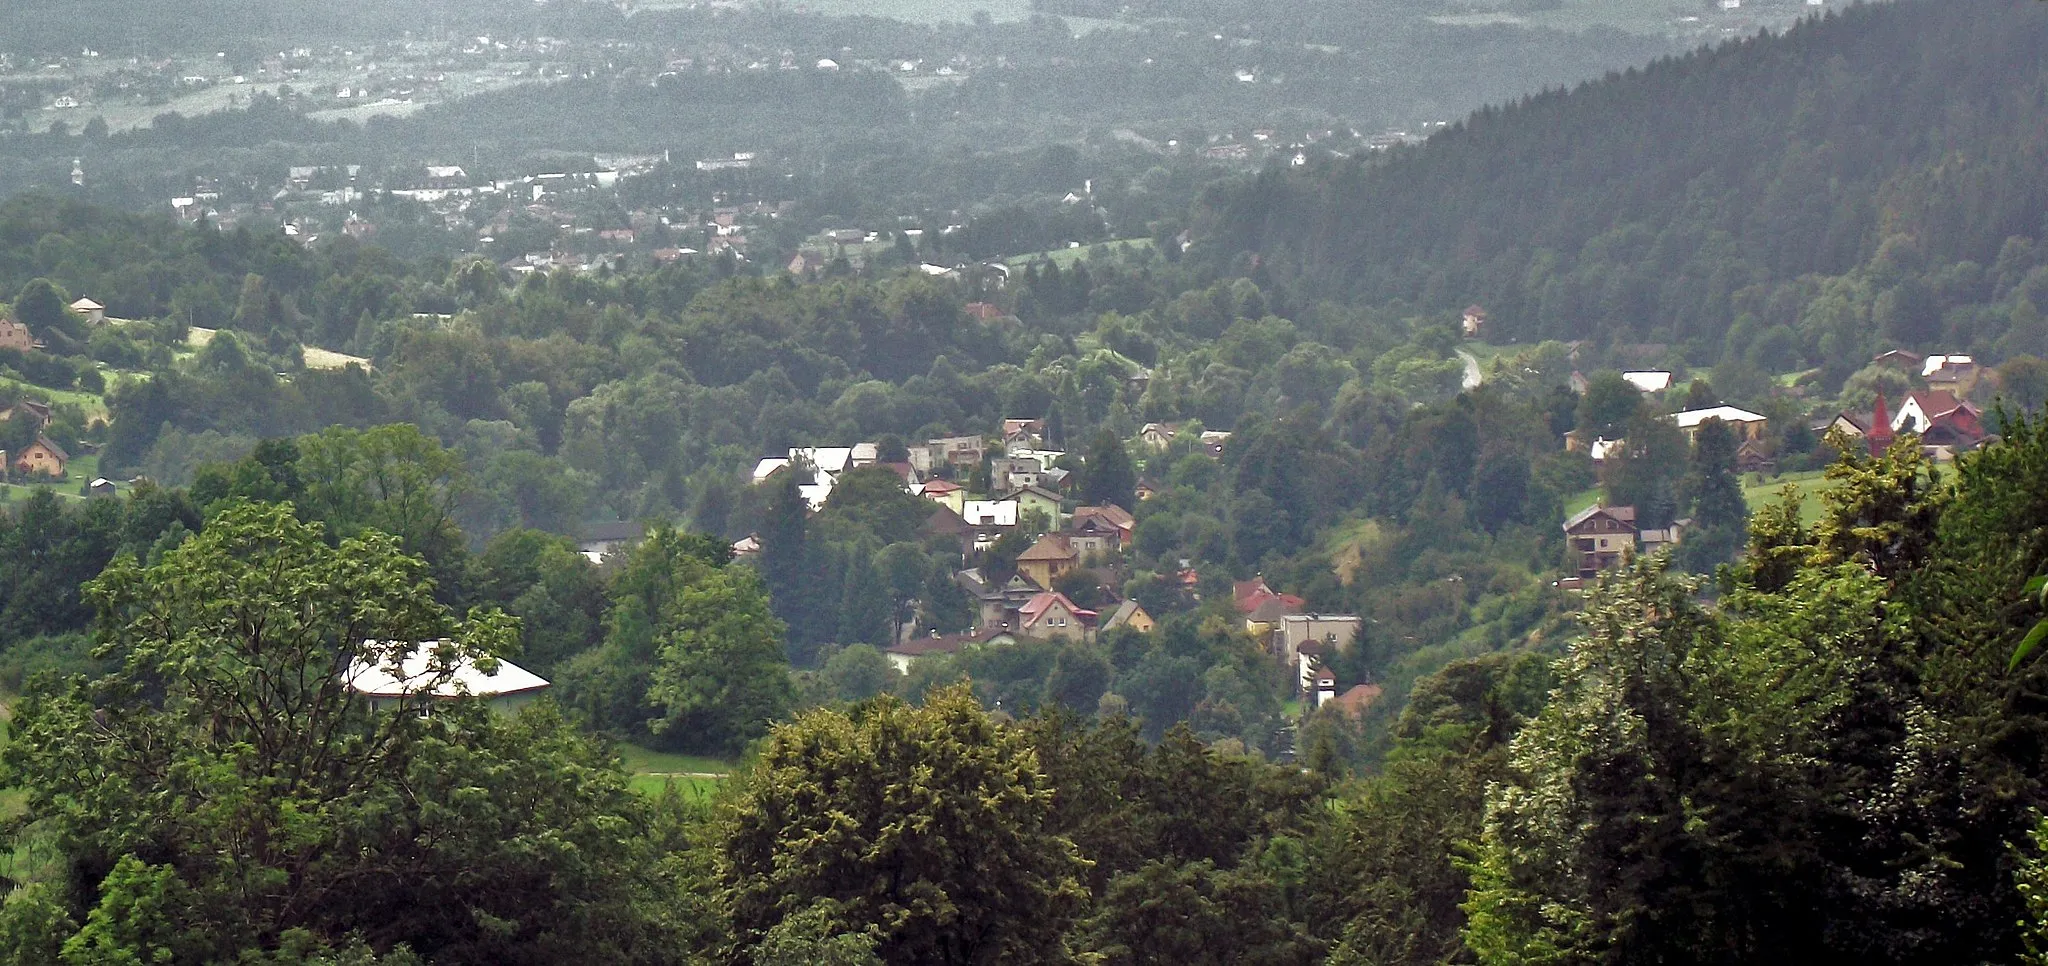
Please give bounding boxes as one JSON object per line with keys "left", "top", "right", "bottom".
{"left": 1621, "top": 370, "right": 1673, "bottom": 394}
{"left": 345, "top": 644, "right": 551, "bottom": 715}
{"left": 69, "top": 297, "right": 106, "bottom": 324}
{"left": 962, "top": 500, "right": 1019, "bottom": 529}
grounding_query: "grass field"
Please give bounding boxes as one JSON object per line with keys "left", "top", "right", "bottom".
{"left": 620, "top": 743, "right": 732, "bottom": 803}
{"left": 0, "top": 453, "right": 104, "bottom": 505}
{"left": 1566, "top": 468, "right": 1838, "bottom": 527}
{"left": 1008, "top": 238, "right": 1156, "bottom": 270}
{"left": 186, "top": 327, "right": 371, "bottom": 372}
{"left": 1742, "top": 468, "right": 1839, "bottom": 527}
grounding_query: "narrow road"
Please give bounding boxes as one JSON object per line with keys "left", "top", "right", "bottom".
{"left": 1458, "top": 349, "right": 1483, "bottom": 390}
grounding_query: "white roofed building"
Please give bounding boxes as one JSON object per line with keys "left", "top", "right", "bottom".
{"left": 344, "top": 643, "right": 550, "bottom": 715}
{"left": 1621, "top": 370, "right": 1673, "bottom": 393}
{"left": 1669, "top": 406, "right": 1768, "bottom": 442}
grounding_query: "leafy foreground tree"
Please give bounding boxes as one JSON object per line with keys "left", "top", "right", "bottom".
{"left": 0, "top": 502, "right": 685, "bottom": 965}
{"left": 557, "top": 523, "right": 789, "bottom": 755}
{"left": 716, "top": 686, "right": 1089, "bottom": 965}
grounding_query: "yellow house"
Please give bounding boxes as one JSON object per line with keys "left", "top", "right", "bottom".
{"left": 919, "top": 478, "right": 967, "bottom": 514}
{"left": 1100, "top": 599, "right": 1154, "bottom": 634}
{"left": 1017, "top": 534, "right": 1080, "bottom": 590}
{"left": 13, "top": 436, "right": 67, "bottom": 478}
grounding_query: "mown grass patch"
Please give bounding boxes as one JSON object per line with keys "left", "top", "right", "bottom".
{"left": 1741, "top": 469, "right": 1839, "bottom": 527}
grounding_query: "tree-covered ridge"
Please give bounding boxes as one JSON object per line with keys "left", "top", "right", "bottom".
{"left": 1202, "top": 0, "right": 2048, "bottom": 380}
{"left": 1, "top": 415, "right": 2047, "bottom": 961}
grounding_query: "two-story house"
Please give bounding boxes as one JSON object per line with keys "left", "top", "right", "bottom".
{"left": 1564, "top": 505, "right": 1638, "bottom": 579}
{"left": 1017, "top": 534, "right": 1081, "bottom": 590}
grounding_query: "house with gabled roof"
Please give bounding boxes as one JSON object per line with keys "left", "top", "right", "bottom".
{"left": 1017, "top": 533, "right": 1081, "bottom": 589}
{"left": 1019, "top": 590, "right": 1092, "bottom": 642}
{"left": 344, "top": 644, "right": 551, "bottom": 715}
{"left": 1069, "top": 504, "right": 1135, "bottom": 556}
{"left": 1003, "top": 484, "right": 1064, "bottom": 528}
{"left": 1099, "top": 599, "right": 1154, "bottom": 634}
{"left": 0, "top": 317, "right": 33, "bottom": 352}
{"left": 12, "top": 436, "right": 67, "bottom": 479}
{"left": 957, "top": 568, "right": 1043, "bottom": 630}
{"left": 1894, "top": 389, "right": 1987, "bottom": 454}
{"left": 1922, "top": 354, "right": 1979, "bottom": 386}
{"left": 919, "top": 478, "right": 966, "bottom": 513}
{"left": 883, "top": 627, "right": 1021, "bottom": 673}
{"left": 1670, "top": 406, "right": 1768, "bottom": 443}
{"left": 1564, "top": 505, "right": 1637, "bottom": 579}
{"left": 69, "top": 297, "right": 105, "bottom": 325}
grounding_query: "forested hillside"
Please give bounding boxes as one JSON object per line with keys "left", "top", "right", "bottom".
{"left": 1204, "top": 0, "right": 2048, "bottom": 382}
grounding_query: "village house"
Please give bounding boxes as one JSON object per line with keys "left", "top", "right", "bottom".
{"left": 1895, "top": 389, "right": 1987, "bottom": 454}
{"left": 344, "top": 645, "right": 551, "bottom": 716}
{"left": 1735, "top": 438, "right": 1776, "bottom": 474}
{"left": 1326, "top": 683, "right": 1386, "bottom": 719}
{"left": 1018, "top": 590, "right": 1092, "bottom": 642}
{"left": 992, "top": 454, "right": 1047, "bottom": 491}
{"left": 963, "top": 302, "right": 1005, "bottom": 322}
{"left": 578, "top": 521, "right": 642, "bottom": 565}
{"left": 1276, "top": 613, "right": 1362, "bottom": 666}
{"left": 1461, "top": 305, "right": 1488, "bottom": 339}
{"left": 87, "top": 477, "right": 117, "bottom": 498}
{"left": 0, "top": 317, "right": 33, "bottom": 352}
{"left": 12, "top": 436, "right": 67, "bottom": 479}
{"left": 1004, "top": 484, "right": 1065, "bottom": 529}
{"left": 1002, "top": 418, "right": 1047, "bottom": 448}
{"left": 926, "top": 435, "right": 986, "bottom": 469}
{"left": 1068, "top": 504, "right": 1136, "bottom": 557}
{"left": 957, "top": 569, "right": 1044, "bottom": 629}
{"left": 883, "top": 627, "right": 1021, "bottom": 673}
{"left": 1670, "top": 406, "right": 1768, "bottom": 444}
{"left": 1, "top": 399, "right": 53, "bottom": 426}
{"left": 1136, "top": 422, "right": 1181, "bottom": 450}
{"left": 1017, "top": 534, "right": 1081, "bottom": 590}
{"left": 1832, "top": 390, "right": 1986, "bottom": 458}
{"left": 1134, "top": 478, "right": 1162, "bottom": 501}
{"left": 1621, "top": 370, "right": 1674, "bottom": 393}
{"left": 69, "top": 297, "right": 106, "bottom": 325}
{"left": 922, "top": 505, "right": 976, "bottom": 556}
{"left": 1870, "top": 348, "right": 1925, "bottom": 374}
{"left": 1200, "top": 430, "right": 1232, "bottom": 458}
{"left": 1922, "top": 354, "right": 1979, "bottom": 387}
{"left": 1565, "top": 505, "right": 1638, "bottom": 579}
{"left": 1300, "top": 646, "right": 1338, "bottom": 704}
{"left": 1099, "top": 599, "right": 1155, "bottom": 634}
{"left": 1235, "top": 577, "right": 1307, "bottom": 638}
{"left": 919, "top": 478, "right": 966, "bottom": 514}
{"left": 961, "top": 500, "right": 1019, "bottom": 547}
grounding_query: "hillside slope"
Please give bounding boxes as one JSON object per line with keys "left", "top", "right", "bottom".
{"left": 1199, "top": 0, "right": 2048, "bottom": 377}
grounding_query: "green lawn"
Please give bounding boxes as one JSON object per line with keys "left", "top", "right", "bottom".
{"left": 0, "top": 377, "right": 108, "bottom": 419}
{"left": 0, "top": 453, "right": 105, "bottom": 505}
{"left": 1741, "top": 469, "right": 1839, "bottom": 527}
{"left": 1007, "top": 237, "right": 1156, "bottom": 269}
{"left": 619, "top": 743, "right": 731, "bottom": 802}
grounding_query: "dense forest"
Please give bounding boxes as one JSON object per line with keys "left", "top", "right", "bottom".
{"left": 1202, "top": 0, "right": 2048, "bottom": 383}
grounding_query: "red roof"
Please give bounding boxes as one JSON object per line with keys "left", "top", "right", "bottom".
{"left": 1020, "top": 591, "right": 1086, "bottom": 628}
{"left": 1329, "top": 683, "right": 1385, "bottom": 717}
{"left": 922, "top": 479, "right": 964, "bottom": 494}
{"left": 1905, "top": 390, "right": 1985, "bottom": 440}
{"left": 1233, "top": 577, "right": 1305, "bottom": 616}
